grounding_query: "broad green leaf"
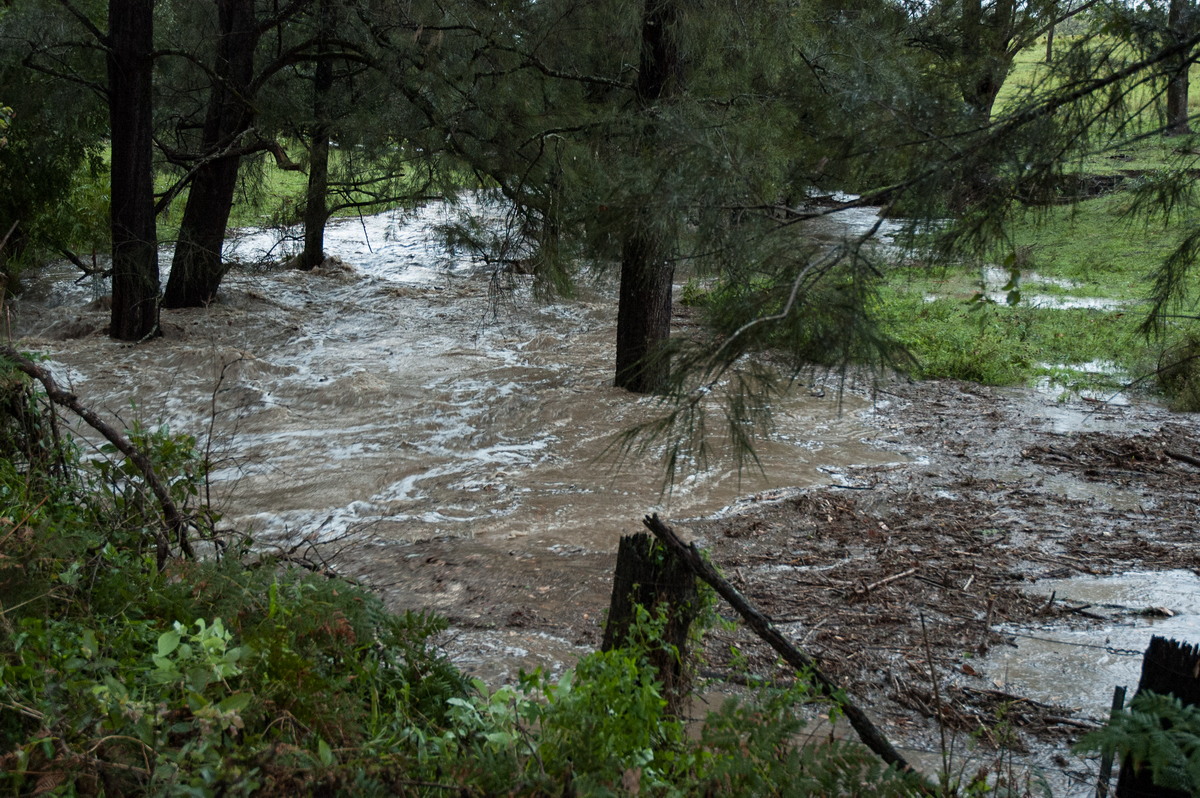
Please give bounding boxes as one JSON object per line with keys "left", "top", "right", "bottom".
{"left": 157, "top": 630, "right": 181, "bottom": 658}
{"left": 218, "top": 693, "right": 252, "bottom": 712}
{"left": 317, "top": 737, "right": 335, "bottom": 767}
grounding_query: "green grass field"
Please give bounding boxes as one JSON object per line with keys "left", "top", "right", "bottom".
{"left": 876, "top": 37, "right": 1200, "bottom": 405}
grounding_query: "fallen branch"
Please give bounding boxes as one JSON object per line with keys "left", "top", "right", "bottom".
{"left": 854, "top": 566, "right": 919, "bottom": 596}
{"left": 0, "top": 346, "right": 192, "bottom": 567}
{"left": 1165, "top": 449, "right": 1200, "bottom": 469}
{"left": 642, "top": 513, "right": 934, "bottom": 791}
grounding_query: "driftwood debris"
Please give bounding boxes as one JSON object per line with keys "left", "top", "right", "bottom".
{"left": 641, "top": 513, "right": 932, "bottom": 788}
{"left": 854, "top": 566, "right": 919, "bottom": 596}
{"left": 1165, "top": 448, "right": 1200, "bottom": 469}
{"left": 0, "top": 346, "right": 192, "bottom": 567}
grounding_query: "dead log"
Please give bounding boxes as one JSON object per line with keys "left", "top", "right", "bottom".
{"left": 1165, "top": 449, "right": 1200, "bottom": 469}
{"left": 641, "top": 513, "right": 933, "bottom": 790}
{"left": 0, "top": 346, "right": 191, "bottom": 567}
{"left": 602, "top": 532, "right": 699, "bottom": 717}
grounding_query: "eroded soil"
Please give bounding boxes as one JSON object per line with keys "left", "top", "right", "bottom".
{"left": 334, "top": 377, "right": 1200, "bottom": 790}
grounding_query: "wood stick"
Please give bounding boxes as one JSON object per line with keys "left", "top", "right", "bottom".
{"left": 641, "top": 513, "right": 934, "bottom": 791}
{"left": 1, "top": 346, "right": 191, "bottom": 566}
{"left": 856, "top": 567, "right": 919, "bottom": 595}
{"left": 1165, "top": 449, "right": 1200, "bottom": 469}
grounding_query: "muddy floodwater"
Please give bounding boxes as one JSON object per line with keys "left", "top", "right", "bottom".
{"left": 984, "top": 569, "right": 1200, "bottom": 710}
{"left": 9, "top": 201, "right": 899, "bottom": 550}
{"left": 12, "top": 201, "right": 1200, "bottom": 794}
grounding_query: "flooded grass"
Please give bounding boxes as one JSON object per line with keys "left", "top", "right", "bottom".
{"left": 879, "top": 178, "right": 1200, "bottom": 402}
{"left": 878, "top": 289, "right": 1144, "bottom": 390}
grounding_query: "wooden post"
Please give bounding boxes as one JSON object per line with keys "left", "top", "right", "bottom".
{"left": 1097, "top": 685, "right": 1126, "bottom": 798}
{"left": 642, "top": 513, "right": 934, "bottom": 790}
{"left": 1116, "top": 636, "right": 1200, "bottom": 797}
{"left": 602, "top": 532, "right": 699, "bottom": 717}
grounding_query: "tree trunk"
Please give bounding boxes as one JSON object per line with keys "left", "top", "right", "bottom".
{"left": 1044, "top": 2, "right": 1057, "bottom": 64}
{"left": 601, "top": 532, "right": 699, "bottom": 718}
{"left": 300, "top": 130, "right": 331, "bottom": 271}
{"left": 162, "top": 0, "right": 257, "bottom": 308}
{"left": 614, "top": 0, "right": 683, "bottom": 394}
{"left": 615, "top": 223, "right": 674, "bottom": 393}
{"left": 959, "top": 0, "right": 1012, "bottom": 125}
{"left": 1116, "top": 636, "right": 1200, "bottom": 797}
{"left": 300, "top": 0, "right": 336, "bottom": 271}
{"left": 107, "top": 0, "right": 160, "bottom": 341}
{"left": 1166, "top": 0, "right": 1193, "bottom": 136}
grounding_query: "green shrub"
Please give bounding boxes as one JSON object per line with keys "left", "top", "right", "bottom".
{"left": 1077, "top": 691, "right": 1200, "bottom": 794}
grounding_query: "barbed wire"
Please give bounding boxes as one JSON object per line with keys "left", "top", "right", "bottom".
{"left": 1004, "top": 631, "right": 1146, "bottom": 658}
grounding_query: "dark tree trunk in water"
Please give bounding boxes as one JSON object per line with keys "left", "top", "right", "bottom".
{"left": 613, "top": 0, "right": 683, "bottom": 394}
{"left": 615, "top": 224, "right": 674, "bottom": 393}
{"left": 602, "top": 533, "right": 699, "bottom": 718}
{"left": 300, "top": 130, "right": 331, "bottom": 271}
{"left": 1166, "top": 0, "right": 1193, "bottom": 136}
{"left": 107, "top": 0, "right": 160, "bottom": 341}
{"left": 300, "top": 0, "right": 336, "bottom": 271}
{"left": 1116, "top": 636, "right": 1200, "bottom": 797}
{"left": 163, "top": 0, "right": 257, "bottom": 307}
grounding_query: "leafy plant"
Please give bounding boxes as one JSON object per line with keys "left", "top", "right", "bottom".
{"left": 1077, "top": 690, "right": 1200, "bottom": 794}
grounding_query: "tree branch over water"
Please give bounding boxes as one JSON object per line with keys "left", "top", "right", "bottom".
{"left": 0, "top": 346, "right": 192, "bottom": 568}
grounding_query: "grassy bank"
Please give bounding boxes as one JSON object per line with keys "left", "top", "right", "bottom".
{"left": 877, "top": 45, "right": 1200, "bottom": 405}
{"left": 874, "top": 192, "right": 1182, "bottom": 402}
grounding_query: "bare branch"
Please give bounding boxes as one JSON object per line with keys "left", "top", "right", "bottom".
{"left": 0, "top": 346, "right": 193, "bottom": 568}
{"left": 54, "top": 0, "right": 108, "bottom": 47}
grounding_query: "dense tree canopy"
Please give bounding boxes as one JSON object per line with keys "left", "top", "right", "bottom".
{"left": 2, "top": 0, "right": 1200, "bottom": 393}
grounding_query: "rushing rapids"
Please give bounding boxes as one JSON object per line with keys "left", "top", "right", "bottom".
{"left": 9, "top": 200, "right": 901, "bottom": 551}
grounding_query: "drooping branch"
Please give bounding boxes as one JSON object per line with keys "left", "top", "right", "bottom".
{"left": 642, "top": 513, "right": 935, "bottom": 791}
{"left": 0, "top": 346, "right": 192, "bottom": 568}
{"left": 54, "top": 0, "right": 110, "bottom": 49}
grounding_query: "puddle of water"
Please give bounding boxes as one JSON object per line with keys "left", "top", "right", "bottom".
{"left": 981, "top": 266, "right": 1081, "bottom": 291}
{"left": 979, "top": 570, "right": 1200, "bottom": 716}
{"left": 922, "top": 291, "right": 1127, "bottom": 311}
{"left": 1033, "top": 360, "right": 1132, "bottom": 406}
{"left": 10, "top": 200, "right": 903, "bottom": 552}
{"left": 921, "top": 266, "right": 1129, "bottom": 311}
{"left": 978, "top": 266, "right": 1128, "bottom": 311}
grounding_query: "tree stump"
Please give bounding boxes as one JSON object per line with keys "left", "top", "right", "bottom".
{"left": 601, "top": 532, "right": 699, "bottom": 717}
{"left": 1116, "top": 635, "right": 1200, "bottom": 797}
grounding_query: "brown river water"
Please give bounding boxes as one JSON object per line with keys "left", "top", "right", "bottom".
{"left": 8, "top": 199, "right": 902, "bottom": 552}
